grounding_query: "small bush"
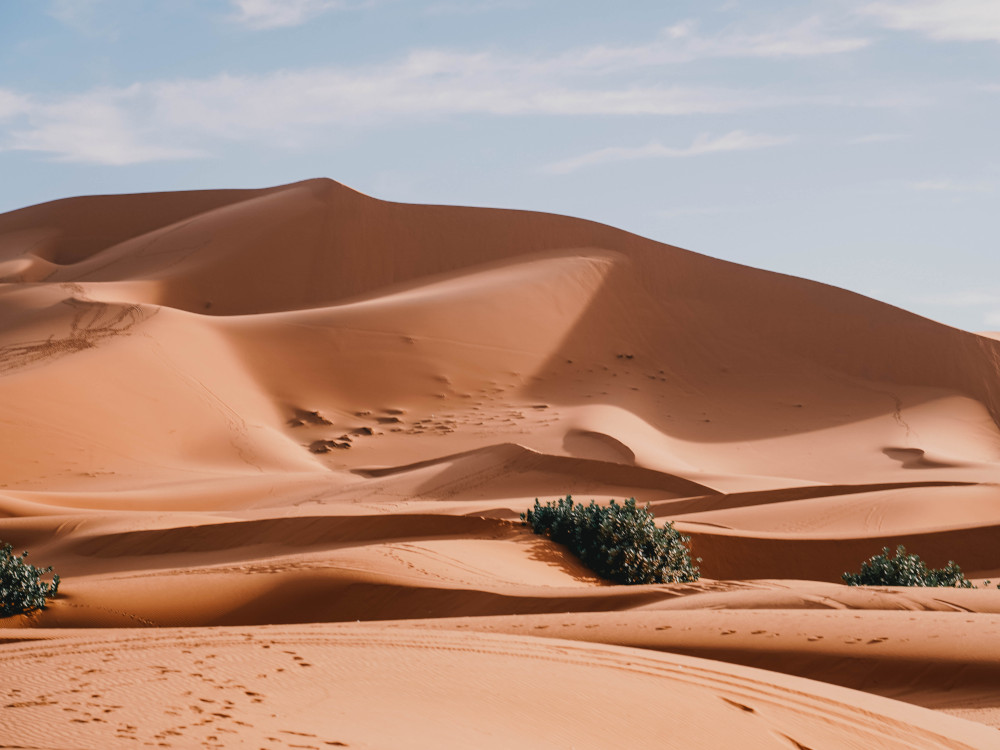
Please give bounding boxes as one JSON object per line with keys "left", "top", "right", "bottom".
{"left": 842, "top": 545, "right": 972, "bottom": 588}
{"left": 521, "top": 496, "right": 699, "bottom": 584}
{"left": 0, "top": 542, "right": 60, "bottom": 617}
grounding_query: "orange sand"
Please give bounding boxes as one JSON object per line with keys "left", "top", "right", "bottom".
{"left": 1, "top": 178, "right": 999, "bottom": 747}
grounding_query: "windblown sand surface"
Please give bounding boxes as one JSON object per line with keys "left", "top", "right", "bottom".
{"left": 1, "top": 178, "right": 999, "bottom": 747}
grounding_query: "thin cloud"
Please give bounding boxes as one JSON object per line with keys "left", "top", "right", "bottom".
{"left": 0, "top": 15, "right": 868, "bottom": 166}
{"left": 150, "top": 57, "right": 773, "bottom": 127}
{"left": 47, "top": 0, "right": 110, "bottom": 33}
{"left": 0, "top": 90, "right": 31, "bottom": 121}
{"left": 229, "top": 0, "right": 371, "bottom": 30}
{"left": 4, "top": 88, "right": 205, "bottom": 165}
{"left": 1, "top": 50, "right": 796, "bottom": 165}
{"left": 861, "top": 1, "right": 1000, "bottom": 43}
{"left": 671, "top": 17, "right": 871, "bottom": 58}
{"left": 545, "top": 17, "right": 870, "bottom": 73}
{"left": 543, "top": 131, "right": 793, "bottom": 175}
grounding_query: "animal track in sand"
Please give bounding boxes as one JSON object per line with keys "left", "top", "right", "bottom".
{"left": 0, "top": 297, "right": 152, "bottom": 374}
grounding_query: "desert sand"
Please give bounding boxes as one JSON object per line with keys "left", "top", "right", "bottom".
{"left": 1, "top": 178, "right": 999, "bottom": 747}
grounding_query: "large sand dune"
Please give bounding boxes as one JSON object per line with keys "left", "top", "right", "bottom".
{"left": 2, "top": 178, "right": 999, "bottom": 746}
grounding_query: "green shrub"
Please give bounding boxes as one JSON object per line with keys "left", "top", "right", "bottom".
{"left": 842, "top": 545, "right": 972, "bottom": 588}
{"left": 521, "top": 496, "right": 699, "bottom": 584}
{"left": 0, "top": 542, "right": 60, "bottom": 617}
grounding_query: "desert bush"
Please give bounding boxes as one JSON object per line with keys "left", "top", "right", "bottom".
{"left": 842, "top": 545, "right": 972, "bottom": 588}
{"left": 0, "top": 542, "right": 60, "bottom": 617}
{"left": 521, "top": 496, "right": 699, "bottom": 584}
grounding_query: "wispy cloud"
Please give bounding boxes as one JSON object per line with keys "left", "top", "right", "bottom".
{"left": 0, "top": 15, "right": 870, "bottom": 166}
{"left": 47, "top": 0, "right": 111, "bottom": 33}
{"left": 543, "top": 131, "right": 793, "bottom": 174}
{"left": 0, "top": 91, "right": 31, "bottom": 121}
{"left": 544, "top": 18, "right": 870, "bottom": 72}
{"left": 149, "top": 56, "right": 774, "bottom": 128}
{"left": 861, "top": 1, "right": 1000, "bottom": 43}
{"left": 231, "top": 3, "right": 870, "bottom": 56}
{"left": 908, "top": 178, "right": 993, "bottom": 192}
{"left": 0, "top": 48, "right": 798, "bottom": 165}
{"left": 6, "top": 88, "right": 204, "bottom": 165}
{"left": 229, "top": 0, "right": 369, "bottom": 29}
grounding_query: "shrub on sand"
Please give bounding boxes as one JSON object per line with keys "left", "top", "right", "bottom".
{"left": 0, "top": 542, "right": 60, "bottom": 617}
{"left": 522, "top": 496, "right": 699, "bottom": 585}
{"left": 842, "top": 545, "right": 972, "bottom": 588}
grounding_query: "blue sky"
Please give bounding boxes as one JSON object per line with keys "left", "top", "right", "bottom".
{"left": 1, "top": 0, "right": 998, "bottom": 331}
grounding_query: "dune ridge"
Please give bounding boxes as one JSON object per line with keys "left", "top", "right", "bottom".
{"left": 2, "top": 178, "right": 1000, "bottom": 746}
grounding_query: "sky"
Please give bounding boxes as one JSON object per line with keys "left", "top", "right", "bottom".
{"left": 1, "top": 0, "right": 997, "bottom": 331}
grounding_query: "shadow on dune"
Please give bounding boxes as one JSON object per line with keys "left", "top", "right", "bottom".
{"left": 655, "top": 479, "right": 977, "bottom": 516}
{"left": 521, "top": 239, "right": 1000, "bottom": 443}
{"left": 518, "top": 534, "right": 605, "bottom": 585}
{"left": 72, "top": 513, "right": 509, "bottom": 560}
{"left": 686, "top": 521, "right": 1000, "bottom": 582}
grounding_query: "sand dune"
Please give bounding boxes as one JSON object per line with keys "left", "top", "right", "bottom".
{"left": 2, "top": 179, "right": 1000, "bottom": 745}
{"left": 5, "top": 626, "right": 999, "bottom": 750}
